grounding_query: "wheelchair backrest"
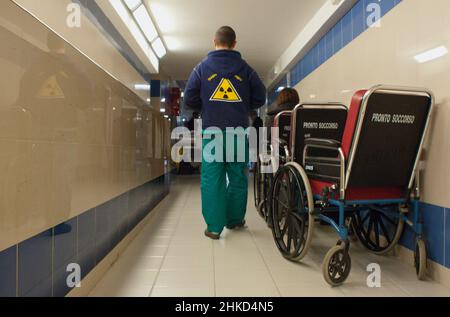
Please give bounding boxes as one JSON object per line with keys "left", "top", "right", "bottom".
{"left": 343, "top": 86, "right": 433, "bottom": 189}
{"left": 291, "top": 103, "right": 348, "bottom": 163}
{"left": 273, "top": 111, "right": 292, "bottom": 146}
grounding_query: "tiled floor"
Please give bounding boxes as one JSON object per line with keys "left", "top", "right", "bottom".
{"left": 89, "top": 175, "right": 450, "bottom": 297}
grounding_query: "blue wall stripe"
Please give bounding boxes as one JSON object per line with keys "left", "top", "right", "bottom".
{"left": 73, "top": 0, "right": 151, "bottom": 83}
{"left": 268, "top": 0, "right": 403, "bottom": 102}
{"left": 0, "top": 246, "right": 17, "bottom": 297}
{"left": 0, "top": 174, "right": 170, "bottom": 297}
{"left": 399, "top": 202, "right": 449, "bottom": 269}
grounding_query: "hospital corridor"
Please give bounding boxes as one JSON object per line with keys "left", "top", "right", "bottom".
{"left": 1, "top": 0, "right": 450, "bottom": 306}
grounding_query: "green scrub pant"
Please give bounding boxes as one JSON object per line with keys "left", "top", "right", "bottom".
{"left": 201, "top": 130, "right": 249, "bottom": 234}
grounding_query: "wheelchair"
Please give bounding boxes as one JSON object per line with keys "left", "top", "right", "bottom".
{"left": 269, "top": 85, "right": 434, "bottom": 286}
{"left": 254, "top": 103, "right": 348, "bottom": 225}
{"left": 254, "top": 110, "right": 293, "bottom": 224}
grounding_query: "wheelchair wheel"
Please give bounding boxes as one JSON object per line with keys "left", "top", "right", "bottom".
{"left": 259, "top": 171, "right": 274, "bottom": 223}
{"left": 415, "top": 239, "right": 427, "bottom": 280}
{"left": 322, "top": 244, "right": 351, "bottom": 287}
{"left": 270, "top": 163, "right": 314, "bottom": 262}
{"left": 351, "top": 205, "right": 404, "bottom": 255}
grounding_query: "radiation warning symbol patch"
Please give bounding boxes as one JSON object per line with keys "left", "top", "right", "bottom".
{"left": 210, "top": 78, "right": 242, "bottom": 103}
{"left": 36, "top": 75, "right": 65, "bottom": 99}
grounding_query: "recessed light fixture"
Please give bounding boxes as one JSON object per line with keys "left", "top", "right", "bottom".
{"left": 123, "top": 0, "right": 141, "bottom": 11}
{"left": 161, "top": 97, "right": 166, "bottom": 103}
{"left": 133, "top": 4, "right": 158, "bottom": 43}
{"left": 134, "top": 84, "right": 150, "bottom": 90}
{"left": 109, "top": 0, "right": 159, "bottom": 71}
{"left": 152, "top": 37, "right": 167, "bottom": 58}
{"left": 414, "top": 46, "right": 448, "bottom": 63}
{"left": 160, "top": 108, "right": 166, "bottom": 113}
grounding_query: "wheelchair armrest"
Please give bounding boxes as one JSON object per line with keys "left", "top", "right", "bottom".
{"left": 303, "top": 138, "right": 346, "bottom": 200}
{"left": 304, "top": 138, "right": 341, "bottom": 149}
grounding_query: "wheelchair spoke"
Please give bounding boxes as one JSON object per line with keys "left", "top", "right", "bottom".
{"left": 374, "top": 214, "right": 381, "bottom": 247}
{"left": 274, "top": 197, "right": 290, "bottom": 211}
{"left": 378, "top": 217, "right": 392, "bottom": 244}
{"left": 280, "top": 220, "right": 289, "bottom": 238}
{"left": 352, "top": 206, "right": 402, "bottom": 254}
{"left": 286, "top": 222, "right": 293, "bottom": 251}
{"left": 379, "top": 212, "right": 397, "bottom": 226}
{"left": 361, "top": 212, "right": 370, "bottom": 225}
{"left": 365, "top": 214, "right": 375, "bottom": 242}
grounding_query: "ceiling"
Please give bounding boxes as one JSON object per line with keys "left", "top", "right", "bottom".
{"left": 146, "top": 0, "right": 327, "bottom": 80}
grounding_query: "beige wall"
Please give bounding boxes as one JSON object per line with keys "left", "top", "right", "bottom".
{"left": 12, "top": 0, "right": 152, "bottom": 102}
{"left": 294, "top": 0, "right": 450, "bottom": 209}
{"left": 0, "top": 1, "right": 170, "bottom": 251}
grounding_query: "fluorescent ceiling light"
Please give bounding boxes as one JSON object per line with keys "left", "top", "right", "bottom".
{"left": 133, "top": 4, "right": 158, "bottom": 43}
{"left": 123, "top": 0, "right": 141, "bottom": 11}
{"left": 109, "top": 0, "right": 158, "bottom": 72}
{"left": 414, "top": 46, "right": 448, "bottom": 63}
{"left": 160, "top": 108, "right": 166, "bottom": 113}
{"left": 152, "top": 37, "right": 167, "bottom": 58}
{"left": 161, "top": 97, "right": 166, "bottom": 103}
{"left": 135, "top": 84, "right": 150, "bottom": 90}
{"left": 164, "top": 115, "right": 169, "bottom": 118}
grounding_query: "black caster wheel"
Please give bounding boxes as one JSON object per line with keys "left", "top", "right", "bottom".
{"left": 322, "top": 244, "right": 351, "bottom": 287}
{"left": 414, "top": 239, "right": 427, "bottom": 280}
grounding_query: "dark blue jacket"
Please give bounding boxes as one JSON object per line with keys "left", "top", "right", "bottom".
{"left": 184, "top": 50, "right": 266, "bottom": 129}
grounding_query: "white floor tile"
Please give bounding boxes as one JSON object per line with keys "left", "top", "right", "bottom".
{"left": 154, "top": 269, "right": 214, "bottom": 288}
{"left": 88, "top": 175, "right": 450, "bottom": 298}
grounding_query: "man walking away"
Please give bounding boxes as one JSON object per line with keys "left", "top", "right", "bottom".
{"left": 184, "top": 26, "right": 266, "bottom": 240}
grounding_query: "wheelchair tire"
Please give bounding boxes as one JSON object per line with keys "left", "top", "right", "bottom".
{"left": 270, "top": 162, "right": 314, "bottom": 262}
{"left": 322, "top": 244, "right": 351, "bottom": 287}
{"left": 351, "top": 205, "right": 404, "bottom": 255}
{"left": 260, "top": 171, "right": 274, "bottom": 223}
{"left": 415, "top": 239, "right": 427, "bottom": 280}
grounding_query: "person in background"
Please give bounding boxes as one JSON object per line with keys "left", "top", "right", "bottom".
{"left": 250, "top": 110, "right": 263, "bottom": 131}
{"left": 249, "top": 110, "right": 263, "bottom": 171}
{"left": 265, "top": 88, "right": 300, "bottom": 134}
{"left": 184, "top": 26, "right": 266, "bottom": 240}
{"left": 186, "top": 111, "right": 200, "bottom": 131}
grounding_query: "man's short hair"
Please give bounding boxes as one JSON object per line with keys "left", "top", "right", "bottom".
{"left": 215, "top": 26, "right": 236, "bottom": 48}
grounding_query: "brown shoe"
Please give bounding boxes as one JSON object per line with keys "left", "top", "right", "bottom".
{"left": 226, "top": 220, "right": 246, "bottom": 230}
{"left": 204, "top": 230, "right": 220, "bottom": 240}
